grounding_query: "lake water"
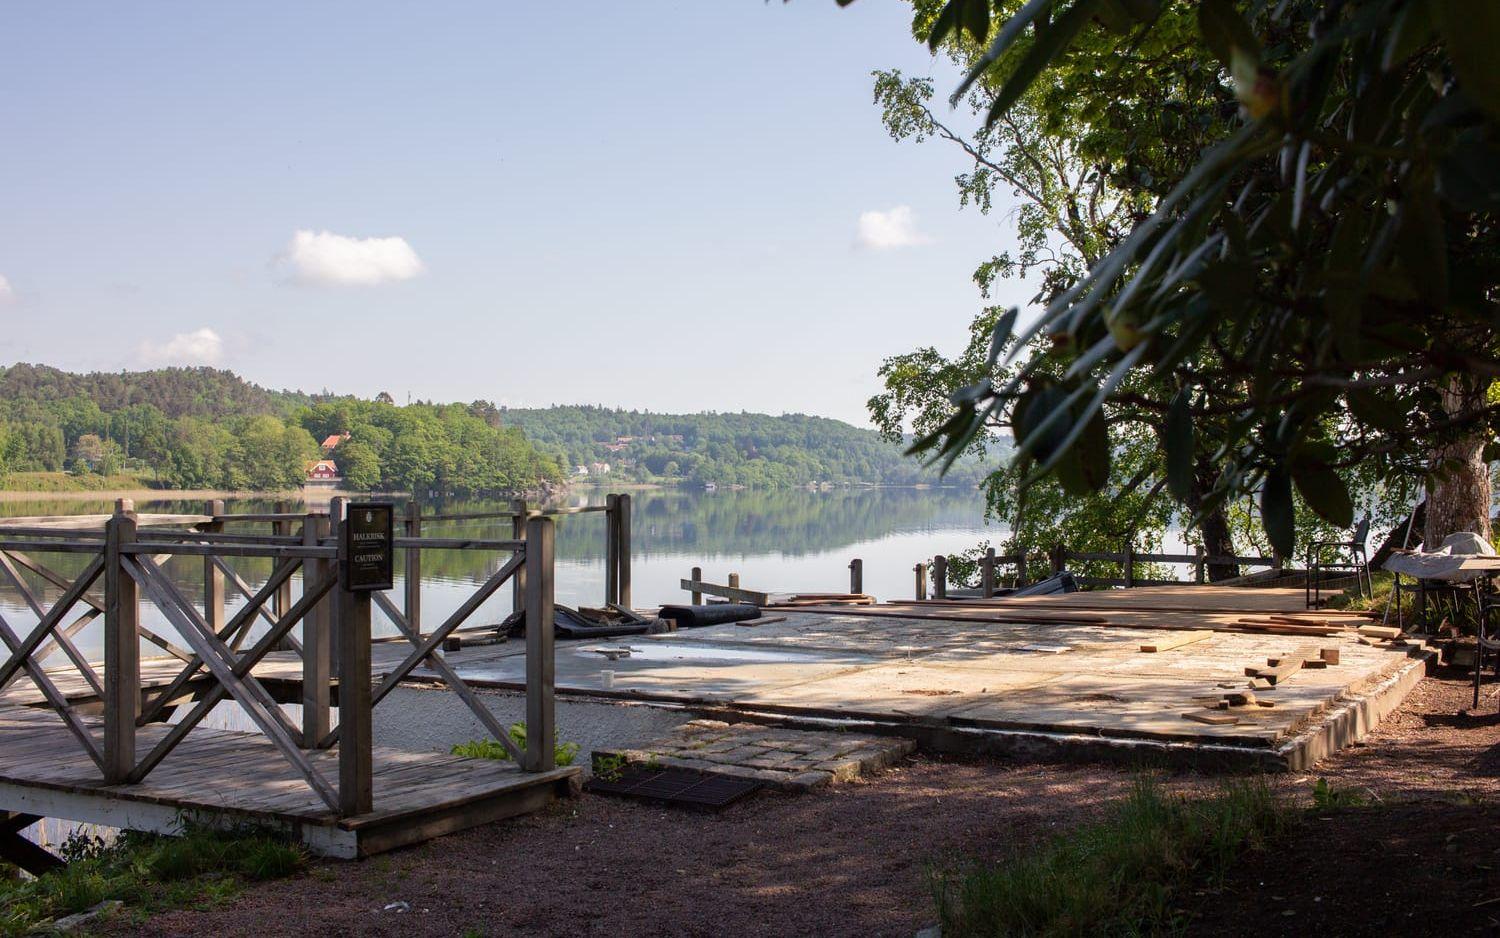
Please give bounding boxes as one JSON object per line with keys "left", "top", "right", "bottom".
{"left": 0, "top": 486, "right": 1002, "bottom": 658}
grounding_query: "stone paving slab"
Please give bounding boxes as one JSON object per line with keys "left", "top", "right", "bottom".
{"left": 591, "top": 720, "right": 915, "bottom": 792}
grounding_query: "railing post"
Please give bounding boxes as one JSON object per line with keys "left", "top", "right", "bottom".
{"left": 604, "top": 494, "right": 620, "bottom": 607}
{"left": 1123, "top": 540, "right": 1135, "bottom": 588}
{"left": 326, "top": 498, "right": 344, "bottom": 669}
{"left": 103, "top": 499, "right": 138, "bottom": 784}
{"left": 914, "top": 562, "right": 927, "bottom": 601}
{"left": 932, "top": 555, "right": 948, "bottom": 600}
{"left": 849, "top": 558, "right": 863, "bottom": 595}
{"left": 1015, "top": 543, "right": 1029, "bottom": 588}
{"left": 404, "top": 501, "right": 422, "bottom": 635}
{"left": 523, "top": 516, "right": 556, "bottom": 773}
{"left": 1050, "top": 543, "right": 1065, "bottom": 576}
{"left": 203, "top": 499, "right": 225, "bottom": 635}
{"left": 981, "top": 548, "right": 996, "bottom": 598}
{"left": 511, "top": 497, "right": 528, "bottom": 616}
{"left": 302, "top": 512, "right": 332, "bottom": 749}
{"left": 334, "top": 499, "right": 372, "bottom": 816}
{"left": 273, "top": 500, "right": 292, "bottom": 621}
{"left": 691, "top": 566, "right": 703, "bottom": 605}
{"left": 616, "top": 493, "right": 632, "bottom": 610}
{"left": 1194, "top": 545, "right": 1206, "bottom": 584}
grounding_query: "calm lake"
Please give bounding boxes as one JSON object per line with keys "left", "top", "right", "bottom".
{"left": 0, "top": 486, "right": 1001, "bottom": 658}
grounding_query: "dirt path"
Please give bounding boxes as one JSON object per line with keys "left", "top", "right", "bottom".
{"left": 110, "top": 667, "right": 1500, "bottom": 937}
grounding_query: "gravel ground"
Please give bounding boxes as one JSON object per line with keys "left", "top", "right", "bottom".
{"left": 105, "top": 667, "right": 1500, "bottom": 937}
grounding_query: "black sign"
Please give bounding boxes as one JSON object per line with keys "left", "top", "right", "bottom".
{"left": 340, "top": 502, "right": 394, "bottom": 591}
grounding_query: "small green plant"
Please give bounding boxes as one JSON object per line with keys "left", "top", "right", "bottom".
{"left": 592, "top": 753, "right": 628, "bottom": 782}
{"left": 451, "top": 722, "right": 579, "bottom": 767}
{"left": 643, "top": 754, "right": 664, "bottom": 771}
{"left": 932, "top": 775, "right": 1294, "bottom": 936}
{"left": 1311, "top": 777, "right": 1368, "bottom": 809}
{"left": 0, "top": 823, "right": 304, "bottom": 937}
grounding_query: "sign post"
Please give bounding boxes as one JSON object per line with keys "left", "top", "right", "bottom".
{"left": 340, "top": 502, "right": 394, "bottom": 592}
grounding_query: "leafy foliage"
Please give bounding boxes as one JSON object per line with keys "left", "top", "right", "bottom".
{"left": 890, "top": 0, "right": 1500, "bottom": 555}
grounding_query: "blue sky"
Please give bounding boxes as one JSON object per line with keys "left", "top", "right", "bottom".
{"left": 0, "top": 2, "right": 1030, "bottom": 426}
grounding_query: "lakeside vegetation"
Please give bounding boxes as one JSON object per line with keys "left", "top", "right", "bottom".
{"left": 0, "top": 364, "right": 991, "bottom": 496}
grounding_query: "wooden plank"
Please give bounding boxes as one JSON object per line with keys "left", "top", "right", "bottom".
{"left": 678, "top": 578, "right": 778, "bottom": 606}
{"left": 1138, "top": 630, "right": 1213, "bottom": 653}
{"left": 1182, "top": 711, "right": 1239, "bottom": 725}
{"left": 524, "top": 516, "right": 556, "bottom": 773}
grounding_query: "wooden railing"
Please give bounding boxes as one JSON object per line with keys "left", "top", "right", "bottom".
{"left": 910, "top": 542, "right": 1285, "bottom": 599}
{"left": 0, "top": 497, "right": 558, "bottom": 819}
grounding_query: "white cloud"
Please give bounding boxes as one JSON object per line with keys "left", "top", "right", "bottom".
{"left": 0, "top": 275, "right": 14, "bottom": 305}
{"left": 279, "top": 229, "right": 425, "bottom": 286}
{"left": 137, "top": 328, "right": 224, "bottom": 367}
{"left": 855, "top": 206, "right": 932, "bottom": 250}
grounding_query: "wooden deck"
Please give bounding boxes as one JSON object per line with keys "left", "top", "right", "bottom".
{"left": 0, "top": 704, "right": 577, "bottom": 858}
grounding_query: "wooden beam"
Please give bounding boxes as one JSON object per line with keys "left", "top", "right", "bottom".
{"left": 616, "top": 493, "right": 632, "bottom": 610}
{"left": 302, "top": 514, "right": 332, "bottom": 748}
{"left": 678, "top": 578, "right": 777, "bottom": 607}
{"left": 103, "top": 503, "right": 138, "bottom": 783}
{"left": 202, "top": 500, "right": 225, "bottom": 640}
{"left": 1138, "top": 630, "right": 1214, "bottom": 653}
{"left": 523, "top": 516, "right": 555, "bottom": 773}
{"left": 336, "top": 586, "right": 373, "bottom": 817}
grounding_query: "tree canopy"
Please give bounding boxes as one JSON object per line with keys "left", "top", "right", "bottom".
{"left": 878, "top": 0, "right": 1498, "bottom": 556}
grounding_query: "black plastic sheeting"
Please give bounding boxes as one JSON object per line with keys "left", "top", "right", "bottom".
{"left": 1012, "top": 572, "right": 1079, "bottom": 596}
{"left": 657, "top": 603, "right": 762, "bottom": 628}
{"left": 501, "top": 605, "right": 652, "bottom": 640}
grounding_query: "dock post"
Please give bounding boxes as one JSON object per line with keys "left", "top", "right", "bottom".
{"left": 1123, "top": 541, "right": 1135, "bottom": 588}
{"left": 604, "top": 494, "right": 620, "bottom": 607}
{"left": 932, "top": 555, "right": 948, "bottom": 600}
{"left": 334, "top": 499, "right": 373, "bottom": 817}
{"left": 1194, "top": 546, "right": 1206, "bottom": 584}
{"left": 981, "top": 548, "right": 996, "bottom": 598}
{"left": 728, "top": 572, "right": 740, "bottom": 592}
{"left": 302, "top": 512, "right": 332, "bottom": 748}
{"left": 1050, "top": 543, "right": 1065, "bottom": 576}
{"left": 511, "top": 497, "right": 528, "bottom": 616}
{"left": 203, "top": 500, "right": 225, "bottom": 636}
{"left": 691, "top": 566, "right": 702, "bottom": 605}
{"left": 272, "top": 500, "right": 292, "bottom": 621}
{"left": 523, "top": 516, "right": 556, "bottom": 773}
{"left": 1015, "top": 544, "right": 1029, "bottom": 588}
{"left": 849, "top": 558, "right": 863, "bottom": 595}
{"left": 914, "top": 562, "right": 927, "bottom": 601}
{"left": 404, "top": 501, "right": 422, "bottom": 636}
{"left": 616, "top": 493, "right": 632, "bottom": 610}
{"left": 103, "top": 499, "right": 138, "bottom": 784}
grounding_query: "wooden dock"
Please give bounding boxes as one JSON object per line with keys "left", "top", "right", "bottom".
{"left": 0, "top": 497, "right": 606, "bottom": 865}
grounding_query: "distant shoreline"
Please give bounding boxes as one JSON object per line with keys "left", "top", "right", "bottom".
{"left": 0, "top": 486, "right": 314, "bottom": 504}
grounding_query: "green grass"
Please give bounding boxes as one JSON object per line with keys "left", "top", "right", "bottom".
{"left": 0, "top": 470, "right": 160, "bottom": 493}
{"left": 0, "top": 824, "right": 305, "bottom": 936}
{"left": 451, "top": 722, "right": 580, "bottom": 767}
{"left": 932, "top": 776, "right": 1294, "bottom": 937}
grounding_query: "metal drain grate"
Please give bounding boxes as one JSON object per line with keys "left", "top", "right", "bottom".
{"left": 584, "top": 766, "right": 761, "bottom": 810}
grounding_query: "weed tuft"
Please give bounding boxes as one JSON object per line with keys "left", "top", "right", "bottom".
{"left": 451, "top": 722, "right": 579, "bottom": 767}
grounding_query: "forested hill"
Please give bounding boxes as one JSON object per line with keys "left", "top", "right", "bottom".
{"left": 0, "top": 363, "right": 556, "bottom": 493}
{"left": 495, "top": 405, "right": 990, "bottom": 487}
{"left": 0, "top": 364, "right": 986, "bottom": 492}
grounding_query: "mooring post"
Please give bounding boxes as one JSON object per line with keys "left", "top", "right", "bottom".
{"left": 523, "top": 515, "right": 556, "bottom": 773}
{"left": 302, "top": 511, "right": 332, "bottom": 748}
{"left": 404, "top": 501, "right": 422, "bottom": 636}
{"left": 334, "top": 499, "right": 373, "bottom": 817}
{"left": 932, "top": 555, "right": 948, "bottom": 600}
{"left": 691, "top": 566, "right": 703, "bottom": 605}
{"left": 272, "top": 500, "right": 292, "bottom": 620}
{"left": 103, "top": 499, "right": 138, "bottom": 784}
{"left": 849, "top": 558, "right": 863, "bottom": 595}
{"left": 616, "top": 493, "right": 632, "bottom": 610}
{"left": 1194, "top": 545, "right": 1206, "bottom": 584}
{"left": 510, "top": 497, "right": 528, "bottom": 616}
{"left": 728, "top": 572, "right": 740, "bottom": 593}
{"left": 1123, "top": 540, "right": 1136, "bottom": 588}
{"left": 203, "top": 499, "right": 225, "bottom": 635}
{"left": 914, "top": 562, "right": 927, "bottom": 601}
{"left": 981, "top": 548, "right": 996, "bottom": 598}
{"left": 604, "top": 493, "right": 620, "bottom": 607}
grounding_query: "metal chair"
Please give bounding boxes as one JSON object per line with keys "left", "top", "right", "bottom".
{"left": 1476, "top": 589, "right": 1500, "bottom": 709}
{"left": 1306, "top": 515, "right": 1373, "bottom": 607}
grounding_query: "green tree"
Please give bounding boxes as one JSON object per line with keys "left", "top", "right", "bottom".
{"left": 881, "top": 0, "right": 1498, "bottom": 556}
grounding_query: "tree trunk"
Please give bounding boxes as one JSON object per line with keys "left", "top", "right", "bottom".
{"left": 1423, "top": 377, "right": 1492, "bottom": 548}
{"left": 1188, "top": 458, "right": 1240, "bottom": 581}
